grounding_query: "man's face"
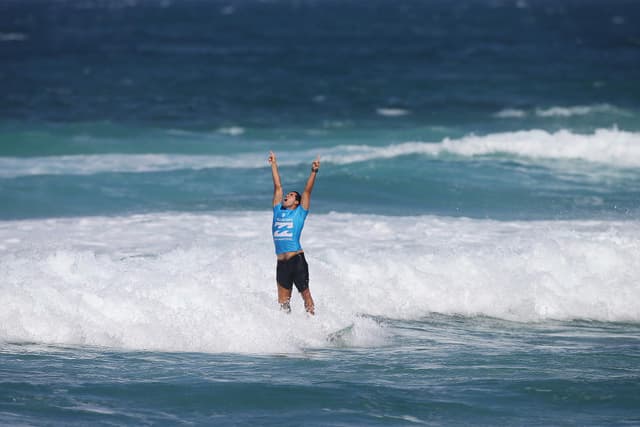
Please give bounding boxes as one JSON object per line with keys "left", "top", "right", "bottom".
{"left": 283, "top": 191, "right": 299, "bottom": 208}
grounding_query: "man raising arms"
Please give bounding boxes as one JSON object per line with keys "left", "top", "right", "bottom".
{"left": 268, "top": 151, "right": 320, "bottom": 315}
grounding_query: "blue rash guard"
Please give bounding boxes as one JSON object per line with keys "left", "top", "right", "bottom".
{"left": 272, "top": 203, "right": 308, "bottom": 255}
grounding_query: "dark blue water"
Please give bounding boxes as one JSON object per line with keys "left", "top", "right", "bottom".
{"left": 2, "top": 0, "right": 640, "bottom": 127}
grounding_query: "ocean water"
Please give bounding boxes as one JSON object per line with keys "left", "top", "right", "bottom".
{"left": 1, "top": 0, "right": 640, "bottom": 425}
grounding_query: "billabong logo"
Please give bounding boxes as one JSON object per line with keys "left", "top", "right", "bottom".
{"left": 273, "top": 220, "right": 293, "bottom": 240}
{"left": 274, "top": 221, "right": 293, "bottom": 229}
{"left": 274, "top": 230, "right": 293, "bottom": 238}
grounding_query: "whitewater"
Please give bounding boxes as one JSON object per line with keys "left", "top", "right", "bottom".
{"left": 2, "top": 211, "right": 638, "bottom": 354}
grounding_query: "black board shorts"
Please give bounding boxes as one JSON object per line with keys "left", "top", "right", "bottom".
{"left": 276, "top": 253, "right": 309, "bottom": 292}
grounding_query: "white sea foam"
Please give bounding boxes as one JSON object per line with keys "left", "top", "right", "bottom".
{"left": 0, "top": 153, "right": 266, "bottom": 177}
{"left": 1, "top": 212, "right": 639, "bottom": 353}
{"left": 323, "top": 128, "right": 640, "bottom": 168}
{"left": 217, "top": 126, "right": 245, "bottom": 136}
{"left": 434, "top": 128, "right": 640, "bottom": 166}
{"left": 0, "top": 32, "right": 28, "bottom": 42}
{"left": 535, "top": 104, "right": 628, "bottom": 118}
{"left": 494, "top": 104, "right": 631, "bottom": 119}
{"left": 493, "top": 108, "right": 526, "bottom": 118}
{"left": 1, "top": 128, "right": 639, "bottom": 178}
{"left": 376, "top": 108, "right": 411, "bottom": 117}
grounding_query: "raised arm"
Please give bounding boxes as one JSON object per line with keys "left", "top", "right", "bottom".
{"left": 269, "top": 151, "right": 283, "bottom": 207}
{"left": 301, "top": 155, "right": 320, "bottom": 210}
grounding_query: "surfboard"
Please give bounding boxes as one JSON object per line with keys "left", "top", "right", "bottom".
{"left": 326, "top": 323, "right": 354, "bottom": 344}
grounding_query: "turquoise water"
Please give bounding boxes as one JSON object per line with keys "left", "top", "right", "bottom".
{"left": 3, "top": 317, "right": 639, "bottom": 426}
{"left": 1, "top": 0, "right": 640, "bottom": 425}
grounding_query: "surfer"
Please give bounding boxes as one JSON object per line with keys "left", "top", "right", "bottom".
{"left": 268, "top": 151, "right": 320, "bottom": 315}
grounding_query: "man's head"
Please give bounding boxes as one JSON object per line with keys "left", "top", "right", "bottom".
{"left": 282, "top": 191, "right": 301, "bottom": 209}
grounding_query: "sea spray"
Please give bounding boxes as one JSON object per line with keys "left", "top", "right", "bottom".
{"left": 2, "top": 212, "right": 639, "bottom": 354}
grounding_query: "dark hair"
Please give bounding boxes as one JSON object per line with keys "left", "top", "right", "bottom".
{"left": 293, "top": 191, "right": 302, "bottom": 203}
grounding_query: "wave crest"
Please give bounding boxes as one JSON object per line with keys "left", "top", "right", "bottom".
{"left": 1, "top": 128, "right": 639, "bottom": 178}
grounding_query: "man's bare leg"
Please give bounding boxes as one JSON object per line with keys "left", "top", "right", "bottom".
{"left": 301, "top": 288, "right": 315, "bottom": 315}
{"left": 278, "top": 284, "right": 292, "bottom": 313}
